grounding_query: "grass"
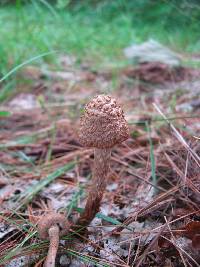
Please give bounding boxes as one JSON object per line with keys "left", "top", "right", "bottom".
{"left": 0, "top": 1, "right": 200, "bottom": 79}
{"left": 16, "top": 161, "right": 76, "bottom": 209}
{"left": 0, "top": 2, "right": 133, "bottom": 76}
{"left": 0, "top": 1, "right": 199, "bottom": 104}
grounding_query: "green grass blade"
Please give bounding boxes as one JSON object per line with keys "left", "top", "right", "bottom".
{"left": 74, "top": 207, "right": 121, "bottom": 226}
{"left": 0, "top": 231, "right": 37, "bottom": 265}
{"left": 16, "top": 151, "right": 36, "bottom": 166}
{"left": 0, "top": 110, "right": 11, "bottom": 116}
{"left": 66, "top": 186, "right": 84, "bottom": 218}
{"left": 0, "top": 135, "right": 37, "bottom": 149}
{"left": 67, "top": 250, "right": 110, "bottom": 267}
{"left": 37, "top": 0, "right": 58, "bottom": 17}
{"left": 145, "top": 122, "right": 157, "bottom": 191}
{"left": 17, "top": 161, "right": 75, "bottom": 208}
{"left": 0, "top": 51, "right": 58, "bottom": 83}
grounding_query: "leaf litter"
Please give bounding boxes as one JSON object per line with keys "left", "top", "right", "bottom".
{"left": 0, "top": 51, "right": 200, "bottom": 266}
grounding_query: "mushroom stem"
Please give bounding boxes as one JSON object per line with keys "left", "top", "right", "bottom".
{"left": 78, "top": 148, "right": 111, "bottom": 227}
{"left": 44, "top": 225, "right": 59, "bottom": 267}
{"left": 37, "top": 213, "right": 70, "bottom": 267}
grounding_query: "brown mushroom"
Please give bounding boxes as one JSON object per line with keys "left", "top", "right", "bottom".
{"left": 37, "top": 212, "right": 70, "bottom": 267}
{"left": 77, "top": 95, "right": 129, "bottom": 228}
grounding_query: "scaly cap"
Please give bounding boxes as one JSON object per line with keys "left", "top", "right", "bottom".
{"left": 37, "top": 213, "right": 70, "bottom": 239}
{"left": 79, "top": 95, "right": 129, "bottom": 148}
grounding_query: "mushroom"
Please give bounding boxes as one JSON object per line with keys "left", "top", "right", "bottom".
{"left": 37, "top": 212, "right": 70, "bottom": 267}
{"left": 77, "top": 94, "right": 129, "bottom": 228}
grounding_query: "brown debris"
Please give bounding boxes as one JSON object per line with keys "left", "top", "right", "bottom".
{"left": 0, "top": 61, "right": 200, "bottom": 266}
{"left": 124, "top": 62, "right": 200, "bottom": 84}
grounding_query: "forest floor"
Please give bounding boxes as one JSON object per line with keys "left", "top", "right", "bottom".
{"left": 0, "top": 52, "right": 200, "bottom": 267}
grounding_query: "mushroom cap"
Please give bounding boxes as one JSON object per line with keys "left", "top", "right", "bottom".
{"left": 37, "top": 212, "right": 70, "bottom": 240}
{"left": 79, "top": 95, "right": 129, "bottom": 149}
